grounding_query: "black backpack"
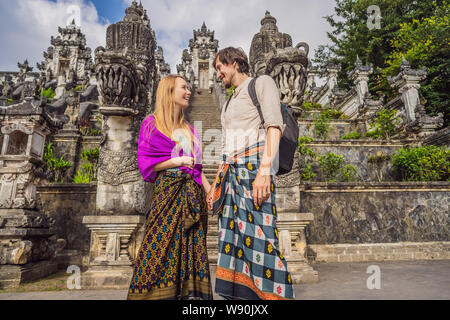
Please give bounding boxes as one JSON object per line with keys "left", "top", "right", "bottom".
{"left": 225, "top": 77, "right": 299, "bottom": 175}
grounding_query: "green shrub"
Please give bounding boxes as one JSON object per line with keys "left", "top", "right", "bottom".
{"left": 318, "top": 152, "right": 360, "bottom": 182}
{"left": 43, "top": 142, "right": 72, "bottom": 183}
{"left": 365, "top": 108, "right": 401, "bottom": 140}
{"left": 313, "top": 113, "right": 330, "bottom": 139}
{"left": 318, "top": 152, "right": 345, "bottom": 182}
{"left": 341, "top": 131, "right": 361, "bottom": 140}
{"left": 298, "top": 136, "right": 317, "bottom": 181}
{"left": 364, "top": 128, "right": 383, "bottom": 139}
{"left": 392, "top": 145, "right": 450, "bottom": 181}
{"left": 301, "top": 102, "right": 323, "bottom": 111}
{"left": 321, "top": 108, "right": 343, "bottom": 120}
{"left": 340, "top": 164, "right": 358, "bottom": 182}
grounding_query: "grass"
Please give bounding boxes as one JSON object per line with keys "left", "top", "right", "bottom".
{"left": 0, "top": 271, "right": 72, "bottom": 294}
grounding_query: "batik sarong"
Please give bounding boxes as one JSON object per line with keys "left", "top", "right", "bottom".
{"left": 127, "top": 169, "right": 212, "bottom": 300}
{"left": 211, "top": 143, "right": 295, "bottom": 300}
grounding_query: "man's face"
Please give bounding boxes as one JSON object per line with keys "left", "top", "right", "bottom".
{"left": 215, "top": 59, "right": 237, "bottom": 89}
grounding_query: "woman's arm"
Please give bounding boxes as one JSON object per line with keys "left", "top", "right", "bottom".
{"left": 153, "top": 156, "right": 194, "bottom": 172}
{"left": 201, "top": 172, "right": 211, "bottom": 194}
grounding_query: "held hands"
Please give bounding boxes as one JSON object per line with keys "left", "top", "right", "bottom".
{"left": 174, "top": 156, "right": 194, "bottom": 168}
{"left": 207, "top": 187, "right": 214, "bottom": 212}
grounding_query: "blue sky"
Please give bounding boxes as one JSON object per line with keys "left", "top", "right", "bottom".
{"left": 0, "top": 0, "right": 336, "bottom": 74}
{"left": 89, "top": 0, "right": 127, "bottom": 23}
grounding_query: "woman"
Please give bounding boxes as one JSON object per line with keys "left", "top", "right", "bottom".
{"left": 127, "top": 75, "right": 213, "bottom": 300}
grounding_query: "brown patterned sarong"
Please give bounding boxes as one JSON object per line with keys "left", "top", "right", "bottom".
{"left": 127, "top": 169, "right": 212, "bottom": 300}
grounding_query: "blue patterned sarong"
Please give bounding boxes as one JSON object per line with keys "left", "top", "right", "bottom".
{"left": 211, "top": 143, "right": 295, "bottom": 300}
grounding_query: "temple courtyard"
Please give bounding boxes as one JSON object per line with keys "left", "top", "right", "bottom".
{"left": 0, "top": 260, "right": 448, "bottom": 300}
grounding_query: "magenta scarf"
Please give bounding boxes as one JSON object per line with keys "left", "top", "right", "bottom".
{"left": 137, "top": 115, "right": 203, "bottom": 185}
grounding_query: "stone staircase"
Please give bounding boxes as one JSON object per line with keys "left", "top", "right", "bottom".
{"left": 185, "top": 88, "right": 222, "bottom": 265}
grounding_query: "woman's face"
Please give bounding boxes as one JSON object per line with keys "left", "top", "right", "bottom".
{"left": 173, "top": 78, "right": 191, "bottom": 110}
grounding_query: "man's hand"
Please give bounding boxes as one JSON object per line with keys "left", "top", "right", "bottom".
{"left": 252, "top": 164, "right": 271, "bottom": 207}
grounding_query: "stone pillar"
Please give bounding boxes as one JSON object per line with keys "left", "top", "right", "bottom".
{"left": 348, "top": 56, "right": 373, "bottom": 108}
{"left": 389, "top": 56, "right": 427, "bottom": 123}
{"left": 81, "top": 216, "right": 145, "bottom": 289}
{"left": 305, "top": 63, "right": 318, "bottom": 96}
{"left": 277, "top": 212, "right": 318, "bottom": 284}
{"left": 0, "top": 98, "right": 65, "bottom": 289}
{"left": 81, "top": 1, "right": 156, "bottom": 289}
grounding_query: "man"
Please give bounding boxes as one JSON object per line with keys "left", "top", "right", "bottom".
{"left": 207, "top": 47, "right": 295, "bottom": 300}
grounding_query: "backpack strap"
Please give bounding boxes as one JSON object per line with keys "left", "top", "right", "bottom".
{"left": 224, "top": 95, "right": 232, "bottom": 113}
{"left": 248, "top": 77, "right": 265, "bottom": 127}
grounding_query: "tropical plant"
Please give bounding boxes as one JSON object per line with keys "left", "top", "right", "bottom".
{"left": 73, "top": 148, "right": 99, "bottom": 183}
{"left": 40, "top": 87, "right": 56, "bottom": 102}
{"left": 43, "top": 142, "right": 72, "bottom": 183}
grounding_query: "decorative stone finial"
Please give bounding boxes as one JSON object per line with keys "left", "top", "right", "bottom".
{"left": 125, "top": 0, "right": 144, "bottom": 21}
{"left": 355, "top": 55, "right": 362, "bottom": 67}
{"left": 400, "top": 54, "right": 411, "bottom": 71}
{"left": 261, "top": 10, "right": 277, "bottom": 26}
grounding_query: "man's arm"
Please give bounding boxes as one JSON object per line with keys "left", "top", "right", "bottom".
{"left": 253, "top": 127, "right": 281, "bottom": 207}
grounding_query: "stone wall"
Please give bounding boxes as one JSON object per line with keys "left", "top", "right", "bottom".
{"left": 37, "top": 183, "right": 97, "bottom": 268}
{"left": 301, "top": 182, "right": 450, "bottom": 244}
{"left": 298, "top": 119, "right": 366, "bottom": 140}
{"left": 302, "top": 140, "right": 419, "bottom": 182}
{"left": 308, "top": 241, "right": 450, "bottom": 263}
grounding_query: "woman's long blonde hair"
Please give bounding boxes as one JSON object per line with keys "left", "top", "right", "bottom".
{"left": 145, "top": 75, "right": 198, "bottom": 155}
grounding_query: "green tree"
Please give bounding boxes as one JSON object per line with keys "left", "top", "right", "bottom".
{"left": 314, "top": 0, "right": 448, "bottom": 123}
{"left": 384, "top": 4, "right": 450, "bottom": 125}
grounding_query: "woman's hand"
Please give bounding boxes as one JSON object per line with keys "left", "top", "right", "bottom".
{"left": 207, "top": 188, "right": 214, "bottom": 211}
{"left": 173, "top": 156, "right": 194, "bottom": 168}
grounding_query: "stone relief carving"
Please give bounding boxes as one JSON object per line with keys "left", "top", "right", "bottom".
{"left": 266, "top": 43, "right": 309, "bottom": 108}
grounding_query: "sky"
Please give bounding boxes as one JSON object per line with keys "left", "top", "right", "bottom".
{"left": 0, "top": 0, "right": 336, "bottom": 76}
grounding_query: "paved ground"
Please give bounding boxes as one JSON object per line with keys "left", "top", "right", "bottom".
{"left": 0, "top": 260, "right": 448, "bottom": 300}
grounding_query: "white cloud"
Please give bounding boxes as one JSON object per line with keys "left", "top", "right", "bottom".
{"left": 128, "top": 0, "right": 336, "bottom": 73}
{"left": 0, "top": 0, "right": 336, "bottom": 77}
{"left": 0, "top": 0, "right": 108, "bottom": 71}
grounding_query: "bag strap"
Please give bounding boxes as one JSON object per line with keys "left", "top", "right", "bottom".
{"left": 248, "top": 77, "right": 265, "bottom": 127}
{"left": 224, "top": 77, "right": 266, "bottom": 128}
{"left": 224, "top": 94, "right": 232, "bottom": 113}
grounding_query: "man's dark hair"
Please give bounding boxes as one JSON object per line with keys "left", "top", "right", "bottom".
{"left": 214, "top": 47, "right": 250, "bottom": 75}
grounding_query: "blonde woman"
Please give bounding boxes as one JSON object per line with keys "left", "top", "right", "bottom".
{"left": 127, "top": 75, "right": 212, "bottom": 300}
